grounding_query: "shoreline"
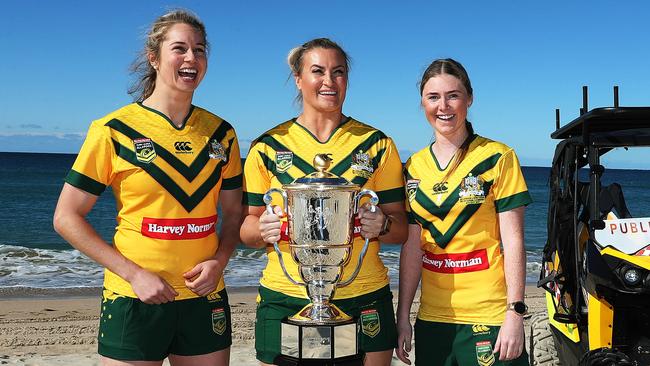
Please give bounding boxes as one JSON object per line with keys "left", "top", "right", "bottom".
{"left": 0, "top": 282, "right": 543, "bottom": 300}
{"left": 0, "top": 285, "right": 546, "bottom": 365}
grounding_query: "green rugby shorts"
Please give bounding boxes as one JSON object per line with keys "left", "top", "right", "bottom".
{"left": 255, "top": 285, "right": 397, "bottom": 364}
{"left": 414, "top": 319, "right": 528, "bottom": 366}
{"left": 98, "top": 288, "right": 232, "bottom": 361}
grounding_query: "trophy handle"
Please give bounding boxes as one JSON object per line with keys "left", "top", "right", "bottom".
{"left": 339, "top": 189, "right": 379, "bottom": 287}
{"left": 263, "top": 188, "right": 304, "bottom": 287}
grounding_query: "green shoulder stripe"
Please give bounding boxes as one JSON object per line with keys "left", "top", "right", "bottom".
{"left": 112, "top": 138, "right": 230, "bottom": 212}
{"left": 65, "top": 170, "right": 106, "bottom": 196}
{"left": 222, "top": 174, "right": 243, "bottom": 190}
{"left": 256, "top": 134, "right": 315, "bottom": 175}
{"left": 377, "top": 187, "right": 405, "bottom": 204}
{"left": 244, "top": 192, "right": 265, "bottom": 206}
{"left": 495, "top": 191, "right": 533, "bottom": 212}
{"left": 106, "top": 118, "right": 230, "bottom": 182}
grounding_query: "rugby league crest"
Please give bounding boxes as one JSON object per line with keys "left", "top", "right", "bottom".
{"left": 133, "top": 138, "right": 157, "bottom": 163}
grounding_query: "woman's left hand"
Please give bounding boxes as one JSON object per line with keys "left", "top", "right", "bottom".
{"left": 493, "top": 311, "right": 525, "bottom": 361}
{"left": 357, "top": 203, "right": 386, "bottom": 239}
{"left": 183, "top": 259, "right": 224, "bottom": 296}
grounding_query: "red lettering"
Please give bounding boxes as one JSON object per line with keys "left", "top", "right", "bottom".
{"left": 631, "top": 223, "right": 638, "bottom": 233}
{"left": 621, "top": 223, "right": 628, "bottom": 234}
{"left": 642, "top": 222, "right": 648, "bottom": 233}
{"left": 610, "top": 223, "right": 618, "bottom": 234}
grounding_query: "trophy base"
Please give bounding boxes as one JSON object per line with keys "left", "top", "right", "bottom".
{"left": 289, "top": 303, "right": 352, "bottom": 325}
{"left": 278, "top": 317, "right": 361, "bottom": 365}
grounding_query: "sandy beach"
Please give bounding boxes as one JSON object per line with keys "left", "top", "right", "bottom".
{"left": 0, "top": 285, "right": 546, "bottom": 365}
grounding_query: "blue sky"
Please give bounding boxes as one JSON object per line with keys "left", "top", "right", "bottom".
{"left": 1, "top": 1, "right": 649, "bottom": 168}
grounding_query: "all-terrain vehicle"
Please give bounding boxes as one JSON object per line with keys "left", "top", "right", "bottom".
{"left": 531, "top": 87, "right": 650, "bottom": 366}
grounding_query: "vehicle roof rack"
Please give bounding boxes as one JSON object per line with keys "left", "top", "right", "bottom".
{"left": 552, "top": 86, "right": 650, "bottom": 146}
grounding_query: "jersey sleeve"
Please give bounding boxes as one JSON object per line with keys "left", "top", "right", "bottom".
{"left": 403, "top": 158, "right": 419, "bottom": 225}
{"left": 221, "top": 127, "right": 243, "bottom": 190}
{"left": 372, "top": 137, "right": 406, "bottom": 204}
{"left": 242, "top": 141, "right": 271, "bottom": 206}
{"left": 64, "top": 122, "right": 115, "bottom": 196}
{"left": 493, "top": 149, "right": 532, "bottom": 212}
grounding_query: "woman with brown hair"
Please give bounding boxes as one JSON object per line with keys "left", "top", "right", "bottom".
{"left": 53, "top": 9, "right": 241, "bottom": 365}
{"left": 396, "top": 58, "right": 531, "bottom": 365}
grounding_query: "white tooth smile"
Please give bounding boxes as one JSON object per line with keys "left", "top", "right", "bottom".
{"left": 319, "top": 91, "right": 336, "bottom": 95}
{"left": 437, "top": 114, "right": 454, "bottom": 120}
{"left": 179, "top": 68, "right": 197, "bottom": 74}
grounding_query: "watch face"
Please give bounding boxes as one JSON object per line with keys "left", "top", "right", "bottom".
{"left": 513, "top": 302, "right": 527, "bottom": 314}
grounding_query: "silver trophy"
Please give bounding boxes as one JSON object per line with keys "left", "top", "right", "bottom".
{"left": 263, "top": 154, "right": 378, "bottom": 363}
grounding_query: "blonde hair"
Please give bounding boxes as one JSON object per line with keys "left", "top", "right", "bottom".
{"left": 128, "top": 9, "right": 209, "bottom": 102}
{"left": 287, "top": 38, "right": 351, "bottom": 104}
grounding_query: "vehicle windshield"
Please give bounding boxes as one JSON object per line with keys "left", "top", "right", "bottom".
{"left": 590, "top": 147, "right": 650, "bottom": 254}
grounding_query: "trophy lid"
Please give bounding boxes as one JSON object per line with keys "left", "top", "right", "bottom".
{"left": 291, "top": 154, "right": 355, "bottom": 186}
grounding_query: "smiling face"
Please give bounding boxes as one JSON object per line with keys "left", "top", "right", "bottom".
{"left": 294, "top": 47, "right": 348, "bottom": 114}
{"left": 149, "top": 23, "right": 207, "bottom": 97}
{"left": 421, "top": 73, "right": 473, "bottom": 140}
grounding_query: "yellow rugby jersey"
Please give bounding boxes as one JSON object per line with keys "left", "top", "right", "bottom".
{"left": 65, "top": 103, "right": 242, "bottom": 300}
{"left": 243, "top": 117, "right": 405, "bottom": 299}
{"left": 404, "top": 135, "right": 532, "bottom": 325}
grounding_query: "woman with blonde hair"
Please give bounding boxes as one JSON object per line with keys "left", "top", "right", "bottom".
{"left": 240, "top": 38, "right": 408, "bottom": 365}
{"left": 54, "top": 9, "right": 241, "bottom": 365}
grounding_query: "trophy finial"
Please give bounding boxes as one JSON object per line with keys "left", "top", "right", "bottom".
{"left": 314, "top": 154, "right": 333, "bottom": 173}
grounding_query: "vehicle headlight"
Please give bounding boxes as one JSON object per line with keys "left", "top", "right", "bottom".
{"left": 621, "top": 266, "right": 643, "bottom": 286}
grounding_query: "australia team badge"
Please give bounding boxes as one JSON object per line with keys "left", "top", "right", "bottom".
{"left": 211, "top": 308, "right": 227, "bottom": 335}
{"left": 351, "top": 150, "right": 374, "bottom": 179}
{"left": 275, "top": 151, "right": 293, "bottom": 173}
{"left": 133, "top": 138, "right": 156, "bottom": 164}
{"left": 208, "top": 139, "right": 227, "bottom": 162}
{"left": 459, "top": 173, "right": 486, "bottom": 204}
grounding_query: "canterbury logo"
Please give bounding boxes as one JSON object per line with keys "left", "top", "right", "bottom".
{"left": 174, "top": 141, "right": 193, "bottom": 152}
{"left": 472, "top": 324, "right": 490, "bottom": 333}
{"left": 433, "top": 182, "right": 448, "bottom": 193}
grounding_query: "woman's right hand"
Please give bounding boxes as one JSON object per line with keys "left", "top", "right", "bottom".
{"left": 259, "top": 205, "right": 283, "bottom": 244}
{"left": 396, "top": 316, "right": 413, "bottom": 365}
{"left": 129, "top": 268, "right": 178, "bottom": 304}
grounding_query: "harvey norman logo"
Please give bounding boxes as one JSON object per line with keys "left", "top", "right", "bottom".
{"left": 141, "top": 216, "right": 217, "bottom": 240}
{"left": 422, "top": 249, "right": 489, "bottom": 274}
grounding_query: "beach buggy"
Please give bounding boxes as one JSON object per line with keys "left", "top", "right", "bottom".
{"left": 530, "top": 87, "right": 650, "bottom": 365}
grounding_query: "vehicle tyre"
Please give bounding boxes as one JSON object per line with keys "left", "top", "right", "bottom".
{"left": 530, "top": 312, "right": 561, "bottom": 366}
{"left": 578, "top": 348, "right": 634, "bottom": 366}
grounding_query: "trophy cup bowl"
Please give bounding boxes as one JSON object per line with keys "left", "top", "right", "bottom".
{"left": 263, "top": 154, "right": 379, "bottom": 363}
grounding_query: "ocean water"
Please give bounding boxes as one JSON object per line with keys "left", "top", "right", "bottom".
{"left": 2, "top": 152, "right": 650, "bottom": 290}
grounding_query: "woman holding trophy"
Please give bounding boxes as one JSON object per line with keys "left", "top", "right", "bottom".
{"left": 240, "top": 38, "right": 407, "bottom": 366}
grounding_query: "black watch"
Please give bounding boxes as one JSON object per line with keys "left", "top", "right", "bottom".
{"left": 379, "top": 216, "right": 392, "bottom": 236}
{"left": 507, "top": 301, "right": 528, "bottom": 316}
